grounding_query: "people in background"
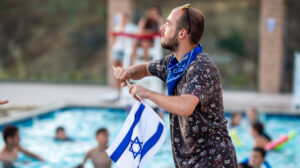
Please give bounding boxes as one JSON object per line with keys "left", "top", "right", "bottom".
{"left": 250, "top": 122, "right": 271, "bottom": 148}
{"left": 230, "top": 112, "right": 242, "bottom": 128}
{"left": 76, "top": 128, "right": 111, "bottom": 168}
{"left": 239, "top": 147, "right": 271, "bottom": 168}
{"left": 0, "top": 126, "right": 44, "bottom": 164}
{"left": 54, "top": 126, "right": 73, "bottom": 141}
{"left": 112, "top": 12, "right": 137, "bottom": 99}
{"left": 246, "top": 107, "right": 258, "bottom": 124}
{"left": 130, "top": 5, "right": 163, "bottom": 65}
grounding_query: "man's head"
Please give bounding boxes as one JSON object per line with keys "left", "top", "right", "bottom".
{"left": 3, "top": 126, "right": 20, "bottom": 146}
{"left": 160, "top": 4, "right": 205, "bottom": 52}
{"left": 95, "top": 128, "right": 109, "bottom": 146}
{"left": 249, "top": 147, "right": 266, "bottom": 168}
{"left": 55, "top": 126, "right": 67, "bottom": 140}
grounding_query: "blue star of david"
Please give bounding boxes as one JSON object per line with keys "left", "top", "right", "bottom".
{"left": 129, "top": 136, "right": 143, "bottom": 159}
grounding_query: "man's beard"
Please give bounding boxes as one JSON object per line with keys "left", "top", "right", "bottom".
{"left": 161, "top": 31, "right": 179, "bottom": 52}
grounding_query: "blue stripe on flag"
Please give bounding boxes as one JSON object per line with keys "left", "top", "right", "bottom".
{"left": 139, "top": 122, "right": 164, "bottom": 161}
{"left": 110, "top": 103, "right": 145, "bottom": 162}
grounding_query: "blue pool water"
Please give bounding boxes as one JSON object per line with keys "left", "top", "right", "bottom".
{"left": 0, "top": 108, "right": 299, "bottom": 168}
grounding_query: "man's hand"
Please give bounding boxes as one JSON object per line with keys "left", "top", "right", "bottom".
{"left": 0, "top": 100, "right": 9, "bottom": 105}
{"left": 129, "top": 85, "right": 151, "bottom": 101}
{"left": 113, "top": 66, "right": 131, "bottom": 87}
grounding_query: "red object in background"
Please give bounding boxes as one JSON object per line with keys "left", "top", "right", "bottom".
{"left": 110, "top": 32, "right": 161, "bottom": 40}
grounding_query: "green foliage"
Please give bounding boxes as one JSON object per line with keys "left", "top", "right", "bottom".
{"left": 217, "top": 30, "right": 245, "bottom": 57}
{"left": 0, "top": 0, "right": 107, "bottom": 84}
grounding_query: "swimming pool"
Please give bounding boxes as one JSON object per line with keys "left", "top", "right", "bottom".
{"left": 0, "top": 107, "right": 299, "bottom": 168}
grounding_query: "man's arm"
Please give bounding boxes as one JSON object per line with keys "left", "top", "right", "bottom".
{"left": 129, "top": 85, "right": 199, "bottom": 117}
{"left": 114, "top": 63, "right": 151, "bottom": 87}
{"left": 18, "top": 146, "right": 45, "bottom": 161}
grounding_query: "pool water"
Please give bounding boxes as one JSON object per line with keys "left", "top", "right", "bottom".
{"left": 0, "top": 108, "right": 299, "bottom": 168}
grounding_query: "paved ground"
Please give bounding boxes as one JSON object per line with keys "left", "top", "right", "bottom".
{"left": 0, "top": 82, "right": 298, "bottom": 118}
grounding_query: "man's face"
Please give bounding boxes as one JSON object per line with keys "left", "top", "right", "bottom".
{"left": 249, "top": 151, "right": 264, "bottom": 167}
{"left": 7, "top": 131, "right": 20, "bottom": 146}
{"left": 96, "top": 131, "right": 109, "bottom": 146}
{"left": 160, "top": 9, "right": 182, "bottom": 52}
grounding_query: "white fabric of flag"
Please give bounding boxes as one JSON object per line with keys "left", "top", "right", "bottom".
{"left": 106, "top": 100, "right": 167, "bottom": 168}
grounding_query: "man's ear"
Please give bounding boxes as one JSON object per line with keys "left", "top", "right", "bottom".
{"left": 178, "top": 29, "right": 187, "bottom": 39}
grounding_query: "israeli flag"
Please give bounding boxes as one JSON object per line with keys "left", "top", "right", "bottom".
{"left": 106, "top": 100, "right": 167, "bottom": 168}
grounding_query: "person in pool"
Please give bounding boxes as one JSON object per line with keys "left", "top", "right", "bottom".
{"left": 230, "top": 112, "right": 242, "bottom": 128}
{"left": 246, "top": 107, "right": 258, "bottom": 124}
{"left": 54, "top": 126, "right": 73, "bottom": 141}
{"left": 239, "top": 147, "right": 271, "bottom": 168}
{"left": 76, "top": 128, "right": 111, "bottom": 168}
{"left": 0, "top": 126, "right": 45, "bottom": 164}
{"left": 250, "top": 122, "right": 271, "bottom": 148}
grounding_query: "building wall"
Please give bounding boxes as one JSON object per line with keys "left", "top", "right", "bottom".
{"left": 259, "top": 0, "right": 286, "bottom": 93}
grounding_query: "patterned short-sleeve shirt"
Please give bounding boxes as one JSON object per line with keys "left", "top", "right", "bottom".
{"left": 148, "top": 53, "right": 238, "bottom": 168}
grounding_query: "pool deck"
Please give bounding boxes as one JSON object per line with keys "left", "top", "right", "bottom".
{"left": 0, "top": 82, "right": 298, "bottom": 124}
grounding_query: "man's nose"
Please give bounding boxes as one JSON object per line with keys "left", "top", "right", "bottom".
{"left": 160, "top": 24, "right": 165, "bottom": 33}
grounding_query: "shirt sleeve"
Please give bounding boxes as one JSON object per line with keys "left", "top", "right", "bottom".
{"left": 181, "top": 60, "right": 220, "bottom": 105}
{"left": 148, "top": 55, "right": 173, "bottom": 82}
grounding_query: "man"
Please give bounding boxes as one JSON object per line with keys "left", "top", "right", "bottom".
{"left": 54, "top": 126, "right": 73, "bottom": 141}
{"left": 0, "top": 126, "right": 44, "bottom": 164}
{"left": 240, "top": 147, "right": 271, "bottom": 168}
{"left": 76, "top": 128, "right": 111, "bottom": 168}
{"left": 114, "top": 4, "right": 238, "bottom": 167}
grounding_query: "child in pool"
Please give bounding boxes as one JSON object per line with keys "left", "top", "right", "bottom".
{"left": 250, "top": 122, "right": 271, "bottom": 148}
{"left": 54, "top": 126, "right": 73, "bottom": 142}
{"left": 0, "top": 126, "right": 44, "bottom": 164}
{"left": 76, "top": 128, "right": 111, "bottom": 168}
{"left": 239, "top": 147, "right": 271, "bottom": 168}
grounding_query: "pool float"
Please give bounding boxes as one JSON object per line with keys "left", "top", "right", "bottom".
{"left": 274, "top": 131, "right": 297, "bottom": 150}
{"left": 265, "top": 131, "right": 296, "bottom": 151}
{"left": 229, "top": 130, "right": 242, "bottom": 147}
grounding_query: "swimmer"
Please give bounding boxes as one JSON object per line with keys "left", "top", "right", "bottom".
{"left": 230, "top": 112, "right": 242, "bottom": 128}
{"left": 239, "top": 147, "right": 271, "bottom": 168}
{"left": 54, "top": 126, "right": 73, "bottom": 141}
{"left": 76, "top": 128, "right": 111, "bottom": 168}
{"left": 246, "top": 107, "right": 258, "bottom": 124}
{"left": 0, "top": 126, "right": 45, "bottom": 164}
{"left": 250, "top": 122, "right": 271, "bottom": 148}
